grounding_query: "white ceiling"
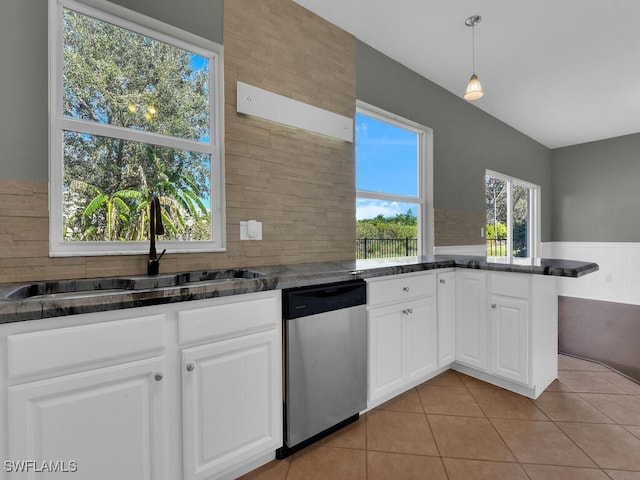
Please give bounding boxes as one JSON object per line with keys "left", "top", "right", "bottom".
{"left": 292, "top": 0, "right": 640, "bottom": 149}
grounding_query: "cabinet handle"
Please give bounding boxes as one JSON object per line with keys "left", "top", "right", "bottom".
{"left": 402, "top": 308, "right": 414, "bottom": 315}
{"left": 186, "top": 362, "right": 195, "bottom": 372}
{"left": 403, "top": 286, "right": 410, "bottom": 292}
{"left": 491, "top": 303, "right": 497, "bottom": 309}
{"left": 408, "top": 308, "right": 413, "bottom": 314}
{"left": 154, "top": 372, "right": 163, "bottom": 381}
{"left": 439, "top": 278, "right": 446, "bottom": 284}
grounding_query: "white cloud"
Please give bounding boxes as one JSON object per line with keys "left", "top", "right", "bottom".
{"left": 356, "top": 199, "right": 405, "bottom": 220}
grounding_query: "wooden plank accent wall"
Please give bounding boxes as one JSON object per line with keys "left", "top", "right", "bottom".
{"left": 224, "top": 0, "right": 356, "bottom": 266}
{"left": 434, "top": 208, "right": 485, "bottom": 246}
{"left": 0, "top": 0, "right": 356, "bottom": 283}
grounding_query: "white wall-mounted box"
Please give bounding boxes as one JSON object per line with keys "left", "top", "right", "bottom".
{"left": 236, "top": 81, "right": 353, "bottom": 142}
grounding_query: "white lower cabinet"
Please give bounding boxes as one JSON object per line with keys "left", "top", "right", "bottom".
{"left": 455, "top": 270, "right": 488, "bottom": 371}
{"left": 367, "top": 273, "right": 438, "bottom": 407}
{"left": 490, "top": 295, "right": 529, "bottom": 384}
{"left": 182, "top": 330, "right": 281, "bottom": 480}
{"left": 436, "top": 271, "right": 456, "bottom": 367}
{"left": 9, "top": 357, "right": 167, "bottom": 480}
{"left": 178, "top": 291, "right": 281, "bottom": 480}
{"left": 405, "top": 297, "right": 438, "bottom": 384}
{"left": 368, "top": 304, "right": 404, "bottom": 400}
{"left": 1, "top": 290, "right": 282, "bottom": 480}
{"left": 454, "top": 271, "right": 558, "bottom": 398}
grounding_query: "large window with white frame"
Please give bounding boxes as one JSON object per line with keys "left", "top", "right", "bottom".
{"left": 485, "top": 170, "right": 540, "bottom": 259}
{"left": 49, "top": 0, "right": 224, "bottom": 256}
{"left": 355, "top": 102, "right": 433, "bottom": 259}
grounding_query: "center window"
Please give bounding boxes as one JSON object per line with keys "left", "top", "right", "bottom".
{"left": 355, "top": 102, "right": 432, "bottom": 259}
{"left": 49, "top": 0, "right": 223, "bottom": 255}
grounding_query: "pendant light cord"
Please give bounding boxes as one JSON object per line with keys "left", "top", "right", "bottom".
{"left": 472, "top": 23, "right": 476, "bottom": 74}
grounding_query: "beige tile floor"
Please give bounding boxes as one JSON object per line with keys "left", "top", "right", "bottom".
{"left": 239, "top": 355, "right": 640, "bottom": 480}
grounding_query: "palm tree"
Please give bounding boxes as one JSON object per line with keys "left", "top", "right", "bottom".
{"left": 66, "top": 180, "right": 143, "bottom": 241}
{"left": 139, "top": 146, "right": 209, "bottom": 240}
{"left": 65, "top": 149, "right": 209, "bottom": 242}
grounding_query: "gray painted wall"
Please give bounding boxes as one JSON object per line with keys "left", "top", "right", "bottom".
{"left": 0, "top": 0, "right": 222, "bottom": 182}
{"left": 356, "top": 41, "right": 553, "bottom": 241}
{"left": 110, "top": 0, "right": 223, "bottom": 45}
{"left": 551, "top": 132, "right": 640, "bottom": 242}
{"left": 0, "top": 1, "right": 49, "bottom": 181}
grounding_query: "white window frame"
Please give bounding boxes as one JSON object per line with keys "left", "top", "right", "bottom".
{"left": 356, "top": 101, "right": 434, "bottom": 256}
{"left": 486, "top": 169, "right": 541, "bottom": 259}
{"left": 48, "top": 0, "right": 225, "bottom": 256}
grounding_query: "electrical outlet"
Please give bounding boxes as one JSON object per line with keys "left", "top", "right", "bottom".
{"left": 240, "top": 220, "right": 262, "bottom": 240}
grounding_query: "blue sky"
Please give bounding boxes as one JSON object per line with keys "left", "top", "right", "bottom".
{"left": 355, "top": 112, "right": 419, "bottom": 220}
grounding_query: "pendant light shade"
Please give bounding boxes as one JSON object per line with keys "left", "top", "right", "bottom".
{"left": 464, "top": 73, "right": 484, "bottom": 100}
{"left": 464, "top": 15, "right": 484, "bottom": 101}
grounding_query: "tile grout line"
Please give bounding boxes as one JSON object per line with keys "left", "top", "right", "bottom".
{"left": 574, "top": 392, "right": 623, "bottom": 425}
{"left": 417, "top": 385, "right": 452, "bottom": 480}
{"left": 456, "top": 370, "right": 531, "bottom": 473}
{"left": 550, "top": 366, "right": 617, "bottom": 474}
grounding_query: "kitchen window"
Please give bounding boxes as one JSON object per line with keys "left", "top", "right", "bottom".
{"left": 355, "top": 102, "right": 433, "bottom": 259}
{"left": 48, "top": 0, "right": 224, "bottom": 256}
{"left": 485, "top": 170, "right": 540, "bottom": 259}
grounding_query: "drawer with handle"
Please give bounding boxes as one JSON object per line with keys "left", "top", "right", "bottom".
{"left": 367, "top": 272, "right": 435, "bottom": 307}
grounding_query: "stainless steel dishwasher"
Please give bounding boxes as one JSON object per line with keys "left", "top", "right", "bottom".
{"left": 277, "top": 280, "right": 367, "bottom": 458}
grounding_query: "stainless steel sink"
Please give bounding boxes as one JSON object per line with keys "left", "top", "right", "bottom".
{"left": 7, "top": 277, "right": 138, "bottom": 300}
{"left": 6, "top": 269, "right": 267, "bottom": 300}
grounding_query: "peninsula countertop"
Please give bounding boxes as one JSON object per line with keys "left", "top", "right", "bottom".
{"left": 0, "top": 255, "right": 599, "bottom": 324}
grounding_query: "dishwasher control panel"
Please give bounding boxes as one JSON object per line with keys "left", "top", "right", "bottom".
{"left": 283, "top": 280, "right": 366, "bottom": 319}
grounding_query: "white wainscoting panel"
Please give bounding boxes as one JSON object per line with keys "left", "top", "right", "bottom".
{"left": 542, "top": 242, "right": 640, "bottom": 306}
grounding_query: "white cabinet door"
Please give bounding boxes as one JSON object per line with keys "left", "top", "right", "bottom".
{"left": 9, "top": 357, "right": 167, "bottom": 480}
{"left": 369, "top": 295, "right": 437, "bottom": 404}
{"left": 456, "top": 271, "right": 488, "bottom": 370}
{"left": 368, "top": 305, "right": 404, "bottom": 403}
{"left": 182, "top": 329, "right": 281, "bottom": 480}
{"left": 405, "top": 297, "right": 438, "bottom": 384}
{"left": 490, "top": 296, "right": 529, "bottom": 384}
{"left": 437, "top": 272, "right": 456, "bottom": 367}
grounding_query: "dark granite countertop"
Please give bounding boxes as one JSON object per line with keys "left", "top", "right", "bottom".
{"left": 0, "top": 255, "right": 598, "bottom": 324}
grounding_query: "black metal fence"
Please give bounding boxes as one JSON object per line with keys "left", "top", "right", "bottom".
{"left": 356, "top": 238, "right": 514, "bottom": 258}
{"left": 356, "top": 238, "right": 418, "bottom": 259}
{"left": 486, "top": 239, "right": 507, "bottom": 256}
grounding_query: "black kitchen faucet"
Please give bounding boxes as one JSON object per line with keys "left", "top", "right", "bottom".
{"left": 148, "top": 195, "right": 166, "bottom": 275}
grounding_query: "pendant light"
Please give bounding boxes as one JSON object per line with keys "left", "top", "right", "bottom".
{"left": 464, "top": 15, "right": 484, "bottom": 101}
